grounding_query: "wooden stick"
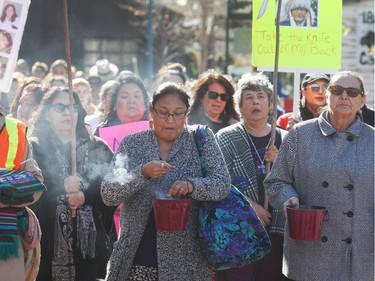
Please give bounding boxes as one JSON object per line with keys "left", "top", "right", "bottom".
{"left": 62, "top": 0, "right": 77, "bottom": 217}
{"left": 264, "top": 0, "right": 282, "bottom": 210}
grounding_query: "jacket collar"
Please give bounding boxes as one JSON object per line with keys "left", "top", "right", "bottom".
{"left": 318, "top": 110, "right": 362, "bottom": 137}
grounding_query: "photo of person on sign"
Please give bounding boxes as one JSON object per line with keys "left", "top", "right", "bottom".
{"left": 0, "top": 29, "right": 12, "bottom": 53}
{"left": 0, "top": 3, "right": 20, "bottom": 30}
{"left": 279, "top": 0, "right": 318, "bottom": 27}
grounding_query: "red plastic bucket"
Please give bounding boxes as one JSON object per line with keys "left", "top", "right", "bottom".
{"left": 152, "top": 198, "right": 191, "bottom": 232}
{"left": 286, "top": 205, "right": 327, "bottom": 241}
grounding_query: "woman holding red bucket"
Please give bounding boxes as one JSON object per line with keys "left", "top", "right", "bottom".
{"left": 264, "top": 71, "right": 374, "bottom": 281}
{"left": 101, "top": 82, "right": 231, "bottom": 281}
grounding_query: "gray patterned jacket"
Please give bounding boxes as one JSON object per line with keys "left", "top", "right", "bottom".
{"left": 265, "top": 111, "right": 374, "bottom": 281}
{"left": 101, "top": 126, "right": 231, "bottom": 281}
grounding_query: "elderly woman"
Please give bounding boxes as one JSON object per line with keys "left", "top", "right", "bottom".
{"left": 29, "top": 87, "right": 114, "bottom": 281}
{"left": 188, "top": 70, "right": 239, "bottom": 133}
{"left": 215, "top": 73, "right": 287, "bottom": 281}
{"left": 264, "top": 71, "right": 374, "bottom": 281}
{"left": 94, "top": 74, "right": 149, "bottom": 135}
{"left": 101, "top": 82, "right": 231, "bottom": 280}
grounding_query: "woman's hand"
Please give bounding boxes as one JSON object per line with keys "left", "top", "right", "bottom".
{"left": 68, "top": 191, "right": 85, "bottom": 210}
{"left": 168, "top": 180, "right": 194, "bottom": 197}
{"left": 142, "top": 160, "right": 175, "bottom": 179}
{"left": 247, "top": 198, "right": 271, "bottom": 227}
{"left": 264, "top": 145, "right": 278, "bottom": 163}
{"left": 64, "top": 176, "right": 81, "bottom": 193}
{"left": 286, "top": 116, "right": 300, "bottom": 131}
{"left": 283, "top": 196, "right": 300, "bottom": 217}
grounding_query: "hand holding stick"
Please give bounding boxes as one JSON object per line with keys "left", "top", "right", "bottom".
{"left": 62, "top": 0, "right": 77, "bottom": 217}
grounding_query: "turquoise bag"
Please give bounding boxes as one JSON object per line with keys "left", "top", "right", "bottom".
{"left": 194, "top": 125, "right": 271, "bottom": 270}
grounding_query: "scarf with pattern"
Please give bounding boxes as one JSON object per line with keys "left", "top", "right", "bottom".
{"left": 51, "top": 138, "right": 96, "bottom": 281}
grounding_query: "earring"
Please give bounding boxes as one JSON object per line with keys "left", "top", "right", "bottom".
{"left": 149, "top": 119, "right": 154, "bottom": 129}
{"left": 300, "top": 96, "right": 306, "bottom": 108}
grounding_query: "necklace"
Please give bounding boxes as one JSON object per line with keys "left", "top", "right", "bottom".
{"left": 243, "top": 124, "right": 271, "bottom": 174}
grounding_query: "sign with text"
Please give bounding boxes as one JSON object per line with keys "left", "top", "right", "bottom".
{"left": 0, "top": 0, "right": 29, "bottom": 92}
{"left": 252, "top": 0, "right": 342, "bottom": 71}
{"left": 356, "top": 7, "right": 374, "bottom": 69}
{"left": 99, "top": 121, "right": 149, "bottom": 152}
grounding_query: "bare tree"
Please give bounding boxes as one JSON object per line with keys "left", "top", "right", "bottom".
{"left": 109, "top": 0, "right": 195, "bottom": 73}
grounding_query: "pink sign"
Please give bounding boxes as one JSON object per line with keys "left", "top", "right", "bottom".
{"left": 99, "top": 120, "right": 149, "bottom": 237}
{"left": 99, "top": 121, "right": 149, "bottom": 152}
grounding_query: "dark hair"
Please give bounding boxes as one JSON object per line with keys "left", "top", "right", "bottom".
{"left": 151, "top": 82, "right": 190, "bottom": 111}
{"left": 189, "top": 69, "right": 239, "bottom": 123}
{"left": 1, "top": 4, "right": 17, "bottom": 22}
{"left": 32, "top": 87, "right": 89, "bottom": 140}
{"left": 107, "top": 74, "right": 149, "bottom": 121}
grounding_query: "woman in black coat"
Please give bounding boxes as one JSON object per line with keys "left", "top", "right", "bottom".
{"left": 29, "top": 87, "right": 114, "bottom": 281}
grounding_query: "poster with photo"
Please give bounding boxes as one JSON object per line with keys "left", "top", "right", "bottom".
{"left": 278, "top": 0, "right": 319, "bottom": 28}
{"left": 252, "top": 0, "right": 342, "bottom": 71}
{"left": 356, "top": 7, "right": 374, "bottom": 70}
{"left": 0, "top": 0, "right": 29, "bottom": 92}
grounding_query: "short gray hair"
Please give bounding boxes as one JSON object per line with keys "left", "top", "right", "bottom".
{"left": 235, "top": 72, "right": 273, "bottom": 107}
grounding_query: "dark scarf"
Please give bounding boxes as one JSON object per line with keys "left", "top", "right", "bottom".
{"left": 51, "top": 137, "right": 96, "bottom": 281}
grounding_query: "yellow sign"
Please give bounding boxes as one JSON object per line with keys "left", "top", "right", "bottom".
{"left": 252, "top": 0, "right": 342, "bottom": 70}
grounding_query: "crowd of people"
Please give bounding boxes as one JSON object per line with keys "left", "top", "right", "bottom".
{"left": 0, "top": 56, "right": 374, "bottom": 281}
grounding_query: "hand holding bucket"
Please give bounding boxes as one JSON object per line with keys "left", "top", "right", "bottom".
{"left": 152, "top": 197, "right": 191, "bottom": 232}
{"left": 286, "top": 205, "right": 328, "bottom": 241}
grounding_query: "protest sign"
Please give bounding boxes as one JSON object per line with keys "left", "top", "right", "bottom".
{"left": 252, "top": 0, "right": 342, "bottom": 72}
{"left": 356, "top": 7, "right": 374, "bottom": 70}
{"left": 99, "top": 121, "right": 149, "bottom": 152}
{"left": 0, "top": 0, "right": 29, "bottom": 92}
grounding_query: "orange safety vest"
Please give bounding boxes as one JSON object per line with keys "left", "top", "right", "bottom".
{"left": 0, "top": 117, "right": 27, "bottom": 170}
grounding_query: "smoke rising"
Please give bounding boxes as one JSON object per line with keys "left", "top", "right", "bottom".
{"left": 108, "top": 154, "right": 134, "bottom": 185}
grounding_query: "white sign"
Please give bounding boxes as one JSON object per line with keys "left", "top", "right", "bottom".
{"left": 0, "top": 0, "right": 29, "bottom": 92}
{"left": 356, "top": 7, "right": 374, "bottom": 69}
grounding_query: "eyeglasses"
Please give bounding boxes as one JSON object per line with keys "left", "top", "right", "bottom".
{"left": 153, "top": 108, "right": 187, "bottom": 120}
{"left": 305, "top": 84, "right": 328, "bottom": 92}
{"left": 207, "top": 91, "right": 230, "bottom": 102}
{"left": 51, "top": 103, "right": 79, "bottom": 113}
{"left": 329, "top": 85, "right": 364, "bottom": 98}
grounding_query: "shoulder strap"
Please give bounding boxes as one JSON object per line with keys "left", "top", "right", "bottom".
{"left": 193, "top": 125, "right": 208, "bottom": 177}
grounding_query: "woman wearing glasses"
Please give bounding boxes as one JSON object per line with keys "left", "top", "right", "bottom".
{"left": 265, "top": 71, "right": 374, "bottom": 281}
{"left": 188, "top": 69, "right": 239, "bottom": 133}
{"left": 28, "top": 87, "right": 114, "bottom": 281}
{"left": 101, "top": 82, "right": 231, "bottom": 281}
{"left": 277, "top": 73, "right": 329, "bottom": 131}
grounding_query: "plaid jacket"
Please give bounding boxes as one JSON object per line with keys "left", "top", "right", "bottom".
{"left": 216, "top": 122, "right": 287, "bottom": 236}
